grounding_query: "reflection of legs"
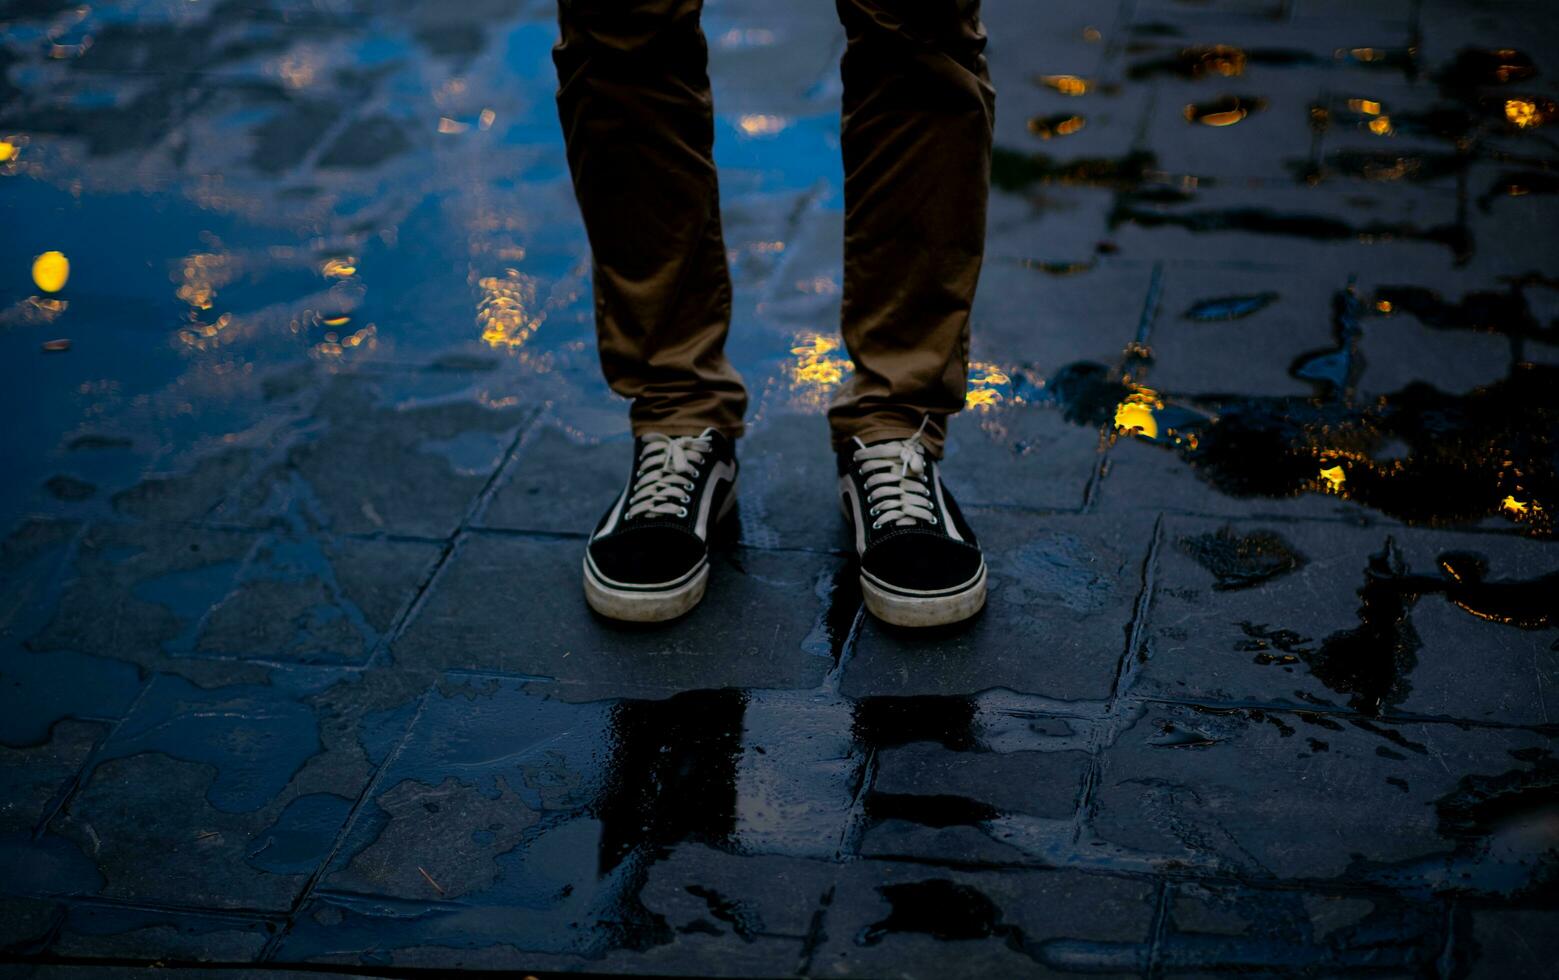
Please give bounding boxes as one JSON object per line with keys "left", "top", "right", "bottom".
{"left": 553, "top": 0, "right": 747, "bottom": 438}
{"left": 595, "top": 690, "right": 745, "bottom": 875}
{"left": 828, "top": 0, "right": 994, "bottom": 457}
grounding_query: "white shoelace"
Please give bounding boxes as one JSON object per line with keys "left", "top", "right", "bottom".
{"left": 624, "top": 432, "right": 710, "bottom": 520}
{"left": 852, "top": 421, "right": 938, "bottom": 530}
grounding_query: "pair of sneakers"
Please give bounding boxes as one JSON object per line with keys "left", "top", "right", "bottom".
{"left": 582, "top": 427, "right": 986, "bottom": 627}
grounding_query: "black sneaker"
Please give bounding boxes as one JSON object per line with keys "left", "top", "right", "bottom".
{"left": 837, "top": 428, "right": 986, "bottom": 627}
{"left": 584, "top": 429, "right": 738, "bottom": 622}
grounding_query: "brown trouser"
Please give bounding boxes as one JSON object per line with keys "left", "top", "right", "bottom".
{"left": 554, "top": 0, "right": 993, "bottom": 455}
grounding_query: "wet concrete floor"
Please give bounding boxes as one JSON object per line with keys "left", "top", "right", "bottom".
{"left": 1, "top": 0, "right": 1557, "bottom": 976}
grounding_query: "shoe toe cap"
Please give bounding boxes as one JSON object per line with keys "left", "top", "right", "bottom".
{"left": 862, "top": 531, "right": 983, "bottom": 593}
{"left": 589, "top": 524, "right": 706, "bottom": 586}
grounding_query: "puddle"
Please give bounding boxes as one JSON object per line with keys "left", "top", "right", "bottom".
{"left": 1183, "top": 96, "right": 1268, "bottom": 127}
{"left": 1027, "top": 114, "right": 1087, "bottom": 140}
{"left": 1295, "top": 149, "right": 1463, "bottom": 185}
{"left": 858, "top": 879, "right": 1028, "bottom": 947}
{"left": 1181, "top": 293, "right": 1279, "bottom": 321}
{"left": 1433, "top": 48, "right": 1538, "bottom": 92}
{"left": 991, "top": 149, "right": 1157, "bottom": 193}
{"left": 1024, "top": 286, "right": 1559, "bottom": 537}
{"left": 247, "top": 793, "right": 356, "bottom": 875}
{"left": 1305, "top": 539, "right": 1423, "bottom": 716}
{"left": 1240, "top": 538, "right": 1559, "bottom": 712}
{"left": 1127, "top": 45, "right": 1320, "bottom": 80}
{"left": 1176, "top": 526, "right": 1306, "bottom": 591}
{"left": 1109, "top": 199, "right": 1472, "bottom": 261}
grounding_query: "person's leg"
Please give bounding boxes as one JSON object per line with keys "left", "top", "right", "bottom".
{"left": 828, "top": 0, "right": 994, "bottom": 457}
{"left": 829, "top": 0, "right": 993, "bottom": 627}
{"left": 556, "top": 0, "right": 744, "bottom": 622}
{"left": 553, "top": 0, "right": 747, "bottom": 439}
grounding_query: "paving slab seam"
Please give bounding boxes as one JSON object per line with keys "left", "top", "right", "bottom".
{"left": 34, "top": 673, "right": 158, "bottom": 840}
{"left": 858, "top": 852, "right": 1468, "bottom": 901}
{"left": 1085, "top": 262, "right": 1163, "bottom": 514}
{"left": 793, "top": 884, "right": 835, "bottom": 977}
{"left": 1072, "top": 514, "right": 1167, "bottom": 846}
{"left": 1436, "top": 898, "right": 1460, "bottom": 980}
{"left": 1144, "top": 878, "right": 1172, "bottom": 980}
{"left": 0, "top": 952, "right": 710, "bottom": 979}
{"left": 11, "top": 894, "right": 288, "bottom": 924}
{"left": 1109, "top": 505, "right": 1405, "bottom": 529}
{"left": 460, "top": 524, "right": 855, "bottom": 562}
{"left": 363, "top": 409, "right": 543, "bottom": 670}
{"left": 1130, "top": 694, "right": 1559, "bottom": 734}
{"left": 257, "top": 686, "right": 437, "bottom": 963}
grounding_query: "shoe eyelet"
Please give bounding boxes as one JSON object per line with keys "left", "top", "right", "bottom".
{"left": 871, "top": 520, "right": 883, "bottom": 530}
{"left": 929, "top": 515, "right": 939, "bottom": 525}
{"left": 869, "top": 506, "right": 879, "bottom": 516}
{"left": 680, "top": 494, "right": 691, "bottom": 503}
{"left": 678, "top": 507, "right": 689, "bottom": 518}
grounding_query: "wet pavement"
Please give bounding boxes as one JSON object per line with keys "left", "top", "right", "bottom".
{"left": 1, "top": 0, "right": 1557, "bottom": 976}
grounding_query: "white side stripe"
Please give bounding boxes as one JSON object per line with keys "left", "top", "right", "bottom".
{"left": 594, "top": 462, "right": 637, "bottom": 539}
{"left": 931, "top": 461, "right": 963, "bottom": 542}
{"left": 840, "top": 476, "right": 867, "bottom": 554}
{"left": 694, "top": 460, "right": 737, "bottom": 540}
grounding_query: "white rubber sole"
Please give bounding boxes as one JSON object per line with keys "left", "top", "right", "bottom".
{"left": 582, "top": 484, "right": 736, "bottom": 623}
{"left": 861, "top": 562, "right": 988, "bottom": 628}
{"left": 584, "top": 559, "right": 709, "bottom": 623}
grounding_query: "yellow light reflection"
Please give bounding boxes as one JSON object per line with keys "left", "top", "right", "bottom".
{"left": 737, "top": 114, "right": 789, "bottom": 137}
{"left": 1506, "top": 99, "right": 1538, "bottom": 127}
{"left": 1348, "top": 98, "right": 1382, "bottom": 115}
{"left": 1037, "top": 74, "right": 1090, "bottom": 96}
{"left": 1114, "top": 403, "right": 1157, "bottom": 439}
{"left": 1197, "top": 109, "right": 1245, "bottom": 127}
{"left": 32, "top": 251, "right": 69, "bottom": 292}
{"left": 0, "top": 141, "right": 15, "bottom": 162}
{"left": 1184, "top": 98, "right": 1262, "bottom": 127}
{"left": 1490, "top": 49, "right": 1530, "bottom": 84}
{"left": 1319, "top": 465, "right": 1346, "bottom": 491}
{"left": 1368, "top": 116, "right": 1393, "bottom": 135}
{"left": 477, "top": 269, "right": 543, "bottom": 348}
{"left": 321, "top": 257, "right": 357, "bottom": 278}
{"left": 1501, "top": 495, "right": 1528, "bottom": 515}
{"left": 1503, "top": 97, "right": 1555, "bottom": 129}
{"left": 176, "top": 252, "right": 235, "bottom": 311}
{"left": 1195, "top": 45, "right": 1247, "bottom": 77}
{"left": 1113, "top": 387, "right": 1163, "bottom": 439}
{"left": 478, "top": 108, "right": 496, "bottom": 131}
{"left": 964, "top": 361, "right": 1011, "bottom": 412}
{"left": 314, "top": 323, "right": 377, "bottom": 358}
{"left": 1028, "top": 115, "right": 1086, "bottom": 139}
{"left": 438, "top": 117, "right": 469, "bottom": 134}
{"left": 788, "top": 332, "right": 851, "bottom": 410}
{"left": 277, "top": 52, "right": 318, "bottom": 88}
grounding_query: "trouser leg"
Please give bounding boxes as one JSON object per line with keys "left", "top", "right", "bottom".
{"left": 827, "top": 0, "right": 994, "bottom": 457}
{"left": 554, "top": 0, "right": 748, "bottom": 438}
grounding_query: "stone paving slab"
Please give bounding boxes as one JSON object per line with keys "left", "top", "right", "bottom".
{"left": 1132, "top": 517, "right": 1559, "bottom": 723}
{"left": 15, "top": 520, "right": 441, "bottom": 671}
{"left": 808, "top": 862, "right": 1158, "bottom": 979}
{"left": 391, "top": 536, "right": 844, "bottom": 696}
{"left": 841, "top": 510, "right": 1159, "bottom": 701}
{"left": 1, "top": 0, "right": 1557, "bottom": 975}
{"left": 1090, "top": 700, "right": 1553, "bottom": 884}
